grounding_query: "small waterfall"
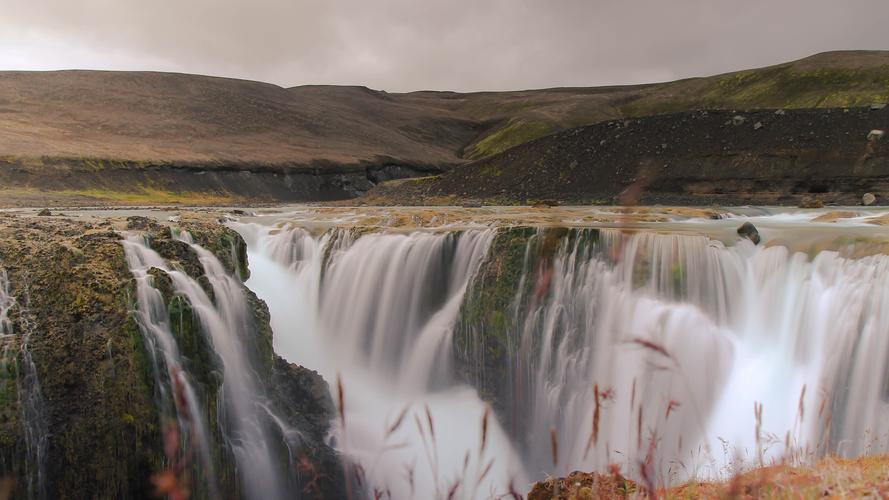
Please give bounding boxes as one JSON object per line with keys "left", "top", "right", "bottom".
{"left": 123, "top": 234, "right": 292, "bottom": 500}
{"left": 122, "top": 237, "right": 218, "bottom": 495}
{"left": 0, "top": 269, "right": 49, "bottom": 500}
{"left": 239, "top": 223, "right": 527, "bottom": 499}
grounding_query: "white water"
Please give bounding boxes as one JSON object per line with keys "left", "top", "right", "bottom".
{"left": 233, "top": 214, "right": 889, "bottom": 496}
{"left": 0, "top": 268, "right": 50, "bottom": 500}
{"left": 496, "top": 230, "right": 889, "bottom": 483}
{"left": 238, "top": 224, "right": 527, "bottom": 499}
{"left": 123, "top": 234, "right": 291, "bottom": 500}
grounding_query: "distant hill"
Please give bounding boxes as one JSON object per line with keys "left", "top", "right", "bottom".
{"left": 0, "top": 50, "right": 887, "bottom": 206}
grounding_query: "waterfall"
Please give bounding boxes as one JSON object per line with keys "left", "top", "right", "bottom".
{"left": 122, "top": 234, "right": 292, "bottom": 500}
{"left": 0, "top": 268, "right": 49, "bottom": 500}
{"left": 238, "top": 223, "right": 527, "bottom": 499}
{"left": 464, "top": 227, "right": 889, "bottom": 483}
{"left": 235, "top": 216, "right": 889, "bottom": 496}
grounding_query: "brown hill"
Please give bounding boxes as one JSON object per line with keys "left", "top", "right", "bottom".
{"left": 0, "top": 50, "right": 888, "bottom": 206}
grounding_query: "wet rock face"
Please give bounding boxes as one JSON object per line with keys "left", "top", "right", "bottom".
{"left": 0, "top": 216, "right": 162, "bottom": 500}
{"left": 737, "top": 222, "right": 761, "bottom": 244}
{"left": 0, "top": 214, "right": 343, "bottom": 499}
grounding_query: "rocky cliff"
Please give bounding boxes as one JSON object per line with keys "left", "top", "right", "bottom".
{"left": 0, "top": 213, "right": 342, "bottom": 499}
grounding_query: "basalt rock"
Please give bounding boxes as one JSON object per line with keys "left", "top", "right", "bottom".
{"left": 737, "top": 222, "right": 761, "bottom": 245}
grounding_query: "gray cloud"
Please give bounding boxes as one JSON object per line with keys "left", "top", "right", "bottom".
{"left": 1, "top": 0, "right": 888, "bottom": 92}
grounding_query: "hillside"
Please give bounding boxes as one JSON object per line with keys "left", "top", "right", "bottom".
{"left": 0, "top": 50, "right": 888, "bottom": 206}
{"left": 365, "top": 107, "right": 889, "bottom": 206}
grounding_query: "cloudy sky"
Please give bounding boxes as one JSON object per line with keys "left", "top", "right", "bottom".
{"left": 1, "top": 0, "right": 888, "bottom": 92}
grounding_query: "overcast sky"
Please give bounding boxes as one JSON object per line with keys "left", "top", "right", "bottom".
{"left": 1, "top": 0, "right": 888, "bottom": 92}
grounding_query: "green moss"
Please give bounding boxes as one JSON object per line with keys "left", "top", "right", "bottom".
{"left": 55, "top": 187, "right": 237, "bottom": 205}
{"left": 466, "top": 119, "right": 556, "bottom": 159}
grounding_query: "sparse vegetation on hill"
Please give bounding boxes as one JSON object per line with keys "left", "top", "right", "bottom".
{"left": 0, "top": 51, "right": 888, "bottom": 205}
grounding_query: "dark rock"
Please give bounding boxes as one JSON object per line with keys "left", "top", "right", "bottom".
{"left": 36, "top": 208, "right": 51, "bottom": 216}
{"left": 737, "top": 222, "right": 761, "bottom": 244}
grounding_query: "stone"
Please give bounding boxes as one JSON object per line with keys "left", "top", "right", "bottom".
{"left": 799, "top": 197, "right": 824, "bottom": 209}
{"left": 868, "top": 129, "right": 885, "bottom": 141}
{"left": 737, "top": 222, "right": 761, "bottom": 245}
{"left": 863, "top": 193, "right": 877, "bottom": 206}
{"left": 871, "top": 102, "right": 887, "bottom": 110}
{"left": 753, "top": 122, "right": 764, "bottom": 130}
{"left": 36, "top": 208, "right": 51, "bottom": 216}
{"left": 732, "top": 115, "right": 746, "bottom": 126}
{"left": 774, "top": 109, "right": 786, "bottom": 115}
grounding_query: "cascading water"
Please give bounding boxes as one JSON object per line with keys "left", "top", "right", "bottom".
{"left": 123, "top": 233, "right": 296, "bottom": 500}
{"left": 0, "top": 268, "right": 50, "bottom": 500}
{"left": 500, "top": 228, "right": 889, "bottom": 482}
{"left": 233, "top": 211, "right": 889, "bottom": 497}
{"left": 237, "top": 224, "right": 527, "bottom": 499}
{"left": 122, "top": 236, "right": 219, "bottom": 496}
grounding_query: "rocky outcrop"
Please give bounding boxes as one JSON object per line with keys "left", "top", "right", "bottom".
{"left": 0, "top": 213, "right": 343, "bottom": 499}
{"left": 737, "top": 222, "right": 761, "bottom": 244}
{"left": 453, "top": 227, "right": 599, "bottom": 444}
{"left": 527, "top": 470, "right": 637, "bottom": 499}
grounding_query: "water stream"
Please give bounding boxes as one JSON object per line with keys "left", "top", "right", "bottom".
{"left": 123, "top": 234, "right": 295, "bottom": 500}
{"left": 0, "top": 268, "right": 50, "bottom": 500}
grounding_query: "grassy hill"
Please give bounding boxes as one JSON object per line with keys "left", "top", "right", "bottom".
{"left": 0, "top": 50, "right": 887, "bottom": 205}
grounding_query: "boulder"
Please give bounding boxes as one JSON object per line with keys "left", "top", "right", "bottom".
{"left": 863, "top": 192, "right": 877, "bottom": 206}
{"left": 36, "top": 208, "right": 51, "bottom": 216}
{"left": 737, "top": 222, "right": 761, "bottom": 245}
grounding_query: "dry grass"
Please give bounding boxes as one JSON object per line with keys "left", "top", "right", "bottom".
{"left": 530, "top": 455, "right": 889, "bottom": 499}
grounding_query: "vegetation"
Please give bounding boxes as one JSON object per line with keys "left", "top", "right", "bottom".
{"left": 56, "top": 188, "right": 238, "bottom": 205}
{"left": 465, "top": 119, "right": 555, "bottom": 159}
{"left": 531, "top": 455, "right": 889, "bottom": 499}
